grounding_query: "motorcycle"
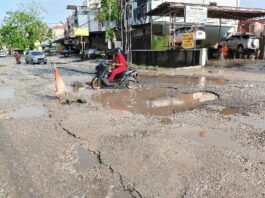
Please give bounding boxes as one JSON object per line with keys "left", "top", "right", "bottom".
{"left": 91, "top": 62, "right": 139, "bottom": 89}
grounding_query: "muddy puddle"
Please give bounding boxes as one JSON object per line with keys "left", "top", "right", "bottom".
{"left": 231, "top": 113, "right": 265, "bottom": 130}
{"left": 92, "top": 88, "right": 218, "bottom": 116}
{"left": 71, "top": 82, "right": 85, "bottom": 92}
{"left": 220, "top": 108, "right": 239, "bottom": 116}
{"left": 140, "top": 75, "right": 227, "bottom": 86}
{"left": 175, "top": 127, "right": 243, "bottom": 152}
{"left": 9, "top": 106, "right": 47, "bottom": 118}
{"left": 0, "top": 87, "right": 14, "bottom": 100}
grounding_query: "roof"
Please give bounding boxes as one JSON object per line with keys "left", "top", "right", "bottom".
{"left": 146, "top": 2, "right": 265, "bottom": 20}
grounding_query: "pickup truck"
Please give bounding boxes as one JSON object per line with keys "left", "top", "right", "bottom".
{"left": 220, "top": 33, "right": 260, "bottom": 53}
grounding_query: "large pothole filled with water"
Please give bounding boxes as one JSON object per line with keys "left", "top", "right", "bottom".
{"left": 92, "top": 88, "right": 219, "bottom": 116}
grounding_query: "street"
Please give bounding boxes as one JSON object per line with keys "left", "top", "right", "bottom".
{"left": 0, "top": 56, "right": 265, "bottom": 197}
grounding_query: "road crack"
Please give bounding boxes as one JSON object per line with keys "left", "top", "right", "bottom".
{"left": 57, "top": 120, "right": 143, "bottom": 198}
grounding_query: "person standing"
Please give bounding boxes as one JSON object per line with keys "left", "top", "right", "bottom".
{"left": 14, "top": 51, "right": 21, "bottom": 64}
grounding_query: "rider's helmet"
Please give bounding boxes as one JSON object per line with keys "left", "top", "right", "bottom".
{"left": 113, "top": 47, "right": 122, "bottom": 55}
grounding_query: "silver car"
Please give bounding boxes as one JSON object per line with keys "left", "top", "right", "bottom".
{"left": 0, "top": 51, "right": 7, "bottom": 58}
{"left": 25, "top": 51, "right": 47, "bottom": 64}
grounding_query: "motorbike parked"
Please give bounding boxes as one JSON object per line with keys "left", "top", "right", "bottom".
{"left": 91, "top": 62, "right": 138, "bottom": 89}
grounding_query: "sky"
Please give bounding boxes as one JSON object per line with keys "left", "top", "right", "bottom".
{"left": 0, "top": 0, "right": 83, "bottom": 26}
{"left": 1, "top": 0, "right": 265, "bottom": 26}
{"left": 240, "top": 0, "right": 265, "bottom": 8}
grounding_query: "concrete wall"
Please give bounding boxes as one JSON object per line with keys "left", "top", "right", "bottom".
{"left": 132, "top": 49, "right": 204, "bottom": 67}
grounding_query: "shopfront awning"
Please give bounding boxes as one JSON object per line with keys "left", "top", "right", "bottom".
{"left": 146, "top": 2, "right": 265, "bottom": 20}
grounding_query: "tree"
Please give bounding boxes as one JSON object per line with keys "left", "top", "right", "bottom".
{"left": 0, "top": 1, "right": 49, "bottom": 51}
{"left": 96, "top": 0, "right": 120, "bottom": 41}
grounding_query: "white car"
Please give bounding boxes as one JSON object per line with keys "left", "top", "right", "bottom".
{"left": 0, "top": 51, "right": 7, "bottom": 58}
{"left": 220, "top": 33, "right": 260, "bottom": 53}
{"left": 170, "top": 25, "right": 206, "bottom": 46}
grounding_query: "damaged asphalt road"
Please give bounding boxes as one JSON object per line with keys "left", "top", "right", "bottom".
{"left": 0, "top": 57, "right": 265, "bottom": 197}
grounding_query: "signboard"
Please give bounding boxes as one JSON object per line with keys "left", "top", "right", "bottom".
{"left": 185, "top": 6, "right": 207, "bottom": 24}
{"left": 74, "top": 27, "right": 89, "bottom": 36}
{"left": 182, "top": 33, "right": 194, "bottom": 49}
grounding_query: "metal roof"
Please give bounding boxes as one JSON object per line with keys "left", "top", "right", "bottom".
{"left": 146, "top": 2, "right": 265, "bottom": 20}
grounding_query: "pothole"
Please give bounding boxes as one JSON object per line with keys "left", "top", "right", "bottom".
{"left": 71, "top": 82, "right": 85, "bottom": 92}
{"left": 140, "top": 75, "right": 227, "bottom": 86}
{"left": 92, "top": 88, "right": 218, "bottom": 116}
{"left": 220, "top": 108, "right": 239, "bottom": 116}
{"left": 174, "top": 127, "right": 243, "bottom": 152}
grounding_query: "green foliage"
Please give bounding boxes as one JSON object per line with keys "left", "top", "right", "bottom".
{"left": 0, "top": 1, "right": 49, "bottom": 51}
{"left": 96, "top": 0, "right": 119, "bottom": 42}
{"left": 105, "top": 27, "right": 115, "bottom": 40}
{"left": 96, "top": 0, "right": 120, "bottom": 22}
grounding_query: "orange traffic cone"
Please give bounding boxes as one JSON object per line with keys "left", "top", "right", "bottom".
{"left": 54, "top": 65, "right": 67, "bottom": 96}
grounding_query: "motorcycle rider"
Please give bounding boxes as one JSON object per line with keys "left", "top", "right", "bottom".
{"left": 14, "top": 51, "right": 21, "bottom": 64}
{"left": 107, "top": 48, "right": 126, "bottom": 82}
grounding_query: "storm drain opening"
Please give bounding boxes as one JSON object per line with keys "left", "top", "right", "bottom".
{"left": 92, "top": 88, "right": 219, "bottom": 116}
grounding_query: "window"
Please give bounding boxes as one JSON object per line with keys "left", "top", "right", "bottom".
{"left": 209, "top": 2, "right": 217, "bottom": 6}
{"left": 232, "top": 35, "right": 241, "bottom": 40}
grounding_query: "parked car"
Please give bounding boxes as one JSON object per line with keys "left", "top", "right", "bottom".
{"left": 25, "top": 51, "right": 47, "bottom": 64}
{"left": 220, "top": 33, "right": 260, "bottom": 53}
{"left": 170, "top": 25, "right": 206, "bottom": 46}
{"left": 0, "top": 51, "right": 7, "bottom": 58}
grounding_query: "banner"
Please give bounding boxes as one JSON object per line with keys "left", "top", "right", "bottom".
{"left": 74, "top": 27, "right": 89, "bottom": 36}
{"left": 182, "top": 33, "right": 194, "bottom": 49}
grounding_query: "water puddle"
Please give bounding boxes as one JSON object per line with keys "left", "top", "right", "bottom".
{"left": 74, "top": 146, "right": 99, "bottom": 172}
{"left": 175, "top": 127, "right": 243, "bottom": 152}
{"left": 140, "top": 75, "right": 227, "bottom": 86}
{"left": 231, "top": 113, "right": 265, "bottom": 130}
{"left": 92, "top": 88, "right": 218, "bottom": 116}
{"left": 71, "top": 82, "right": 85, "bottom": 92}
{"left": 9, "top": 106, "right": 46, "bottom": 118}
{"left": 220, "top": 108, "right": 239, "bottom": 116}
{"left": 0, "top": 87, "right": 14, "bottom": 99}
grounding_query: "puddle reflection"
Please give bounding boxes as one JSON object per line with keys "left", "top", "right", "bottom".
{"left": 140, "top": 75, "right": 227, "bottom": 86}
{"left": 0, "top": 87, "right": 14, "bottom": 99}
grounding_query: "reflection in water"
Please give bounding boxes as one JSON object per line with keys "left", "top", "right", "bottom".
{"left": 0, "top": 87, "right": 14, "bottom": 99}
{"left": 9, "top": 106, "right": 46, "bottom": 118}
{"left": 140, "top": 75, "right": 227, "bottom": 86}
{"left": 199, "top": 131, "right": 207, "bottom": 137}
{"left": 92, "top": 88, "right": 218, "bottom": 116}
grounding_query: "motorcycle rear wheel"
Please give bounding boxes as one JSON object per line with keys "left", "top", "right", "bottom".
{"left": 91, "top": 77, "right": 102, "bottom": 89}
